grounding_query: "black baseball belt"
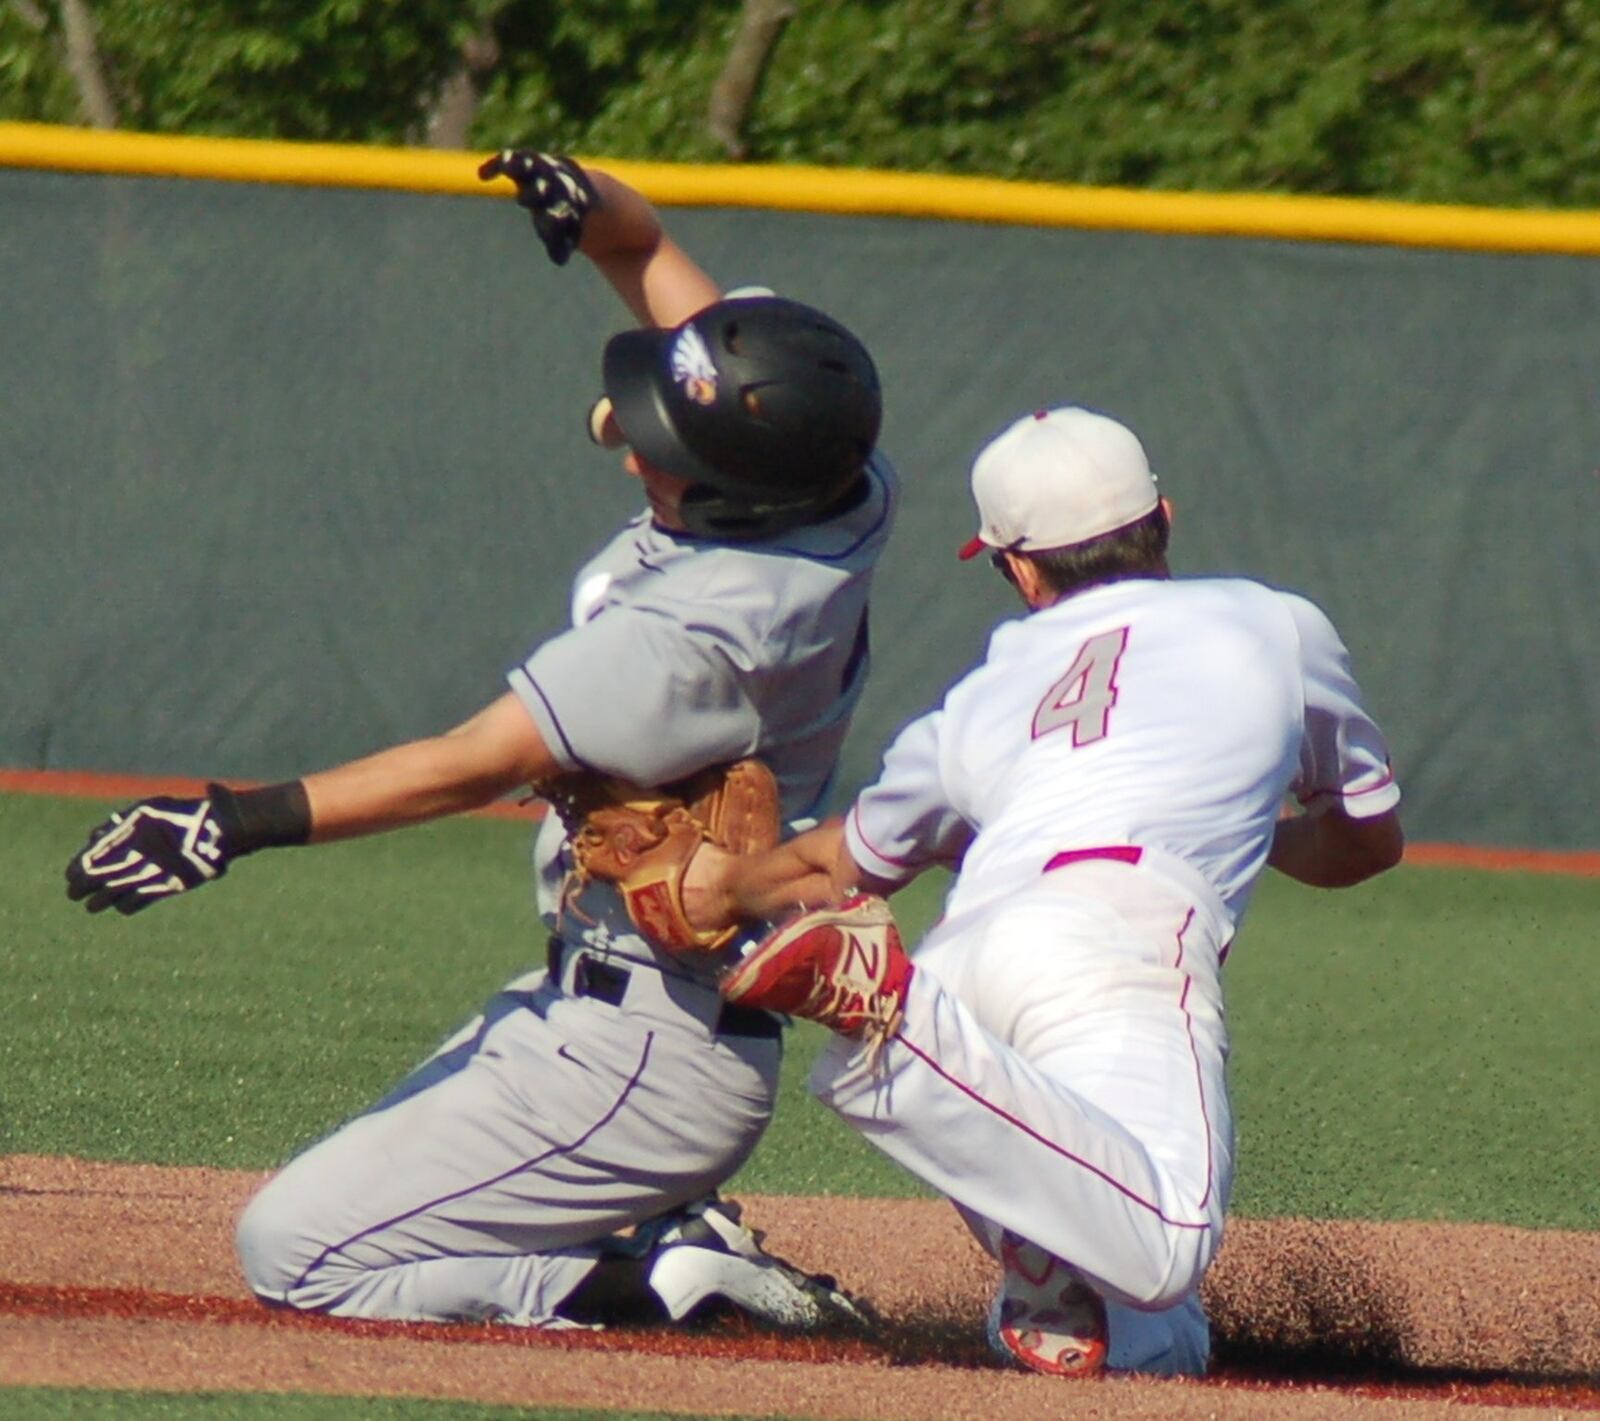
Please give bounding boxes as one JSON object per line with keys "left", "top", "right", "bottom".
{"left": 547, "top": 937, "right": 782, "bottom": 1040}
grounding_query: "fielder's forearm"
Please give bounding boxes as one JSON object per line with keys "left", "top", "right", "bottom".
{"left": 724, "top": 820, "right": 847, "bottom": 918}
{"left": 683, "top": 821, "right": 845, "bottom": 932}
{"left": 1267, "top": 806, "right": 1404, "bottom": 887}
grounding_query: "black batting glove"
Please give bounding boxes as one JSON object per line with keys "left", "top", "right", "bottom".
{"left": 65, "top": 795, "right": 232, "bottom": 916}
{"left": 477, "top": 149, "right": 598, "bottom": 266}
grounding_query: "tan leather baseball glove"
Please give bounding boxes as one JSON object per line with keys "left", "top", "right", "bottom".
{"left": 538, "top": 758, "right": 781, "bottom": 953}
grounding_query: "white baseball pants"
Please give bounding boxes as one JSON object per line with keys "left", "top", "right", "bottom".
{"left": 813, "top": 857, "right": 1233, "bottom": 1373}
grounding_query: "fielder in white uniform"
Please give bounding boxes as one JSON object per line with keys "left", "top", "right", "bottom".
{"left": 64, "top": 154, "right": 892, "bottom": 1332}
{"left": 691, "top": 405, "right": 1404, "bottom": 1377}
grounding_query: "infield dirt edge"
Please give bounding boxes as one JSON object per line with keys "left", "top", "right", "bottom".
{"left": 3, "top": 1155, "right": 1598, "bottom": 1421}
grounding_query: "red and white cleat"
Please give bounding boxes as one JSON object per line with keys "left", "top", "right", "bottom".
{"left": 987, "top": 1232, "right": 1110, "bottom": 1378}
{"left": 720, "top": 894, "right": 912, "bottom": 1061}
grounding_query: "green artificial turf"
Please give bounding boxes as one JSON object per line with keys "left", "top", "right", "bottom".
{"left": 3, "top": 792, "right": 919, "bottom": 1194}
{"left": 8, "top": 791, "right": 1597, "bottom": 1226}
{"left": 4, "top": 795, "right": 537, "bottom": 1169}
{"left": 1224, "top": 865, "right": 1600, "bottom": 1226}
{"left": 0, "top": 1389, "right": 791, "bottom": 1421}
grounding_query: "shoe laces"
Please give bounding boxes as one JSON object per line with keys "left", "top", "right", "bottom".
{"left": 797, "top": 972, "right": 904, "bottom": 1068}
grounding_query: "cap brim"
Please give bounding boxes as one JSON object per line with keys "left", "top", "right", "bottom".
{"left": 957, "top": 535, "right": 989, "bottom": 561}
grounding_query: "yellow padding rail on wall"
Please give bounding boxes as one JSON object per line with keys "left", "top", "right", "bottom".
{"left": 5, "top": 120, "right": 1600, "bottom": 258}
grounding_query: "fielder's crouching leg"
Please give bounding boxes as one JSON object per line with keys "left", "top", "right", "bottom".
{"left": 1114, "top": 1213, "right": 1221, "bottom": 1312}
{"left": 1104, "top": 1292, "right": 1212, "bottom": 1376}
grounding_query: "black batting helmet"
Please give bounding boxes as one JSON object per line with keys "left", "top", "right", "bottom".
{"left": 602, "top": 295, "right": 882, "bottom": 540}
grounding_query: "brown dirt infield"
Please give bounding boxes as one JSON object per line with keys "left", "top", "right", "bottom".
{"left": 2, "top": 1154, "right": 1596, "bottom": 1419}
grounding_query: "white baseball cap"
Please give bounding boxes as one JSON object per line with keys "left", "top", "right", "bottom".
{"left": 957, "top": 407, "right": 1159, "bottom": 560}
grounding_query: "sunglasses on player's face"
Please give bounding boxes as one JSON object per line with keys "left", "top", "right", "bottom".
{"left": 990, "top": 550, "right": 1019, "bottom": 586}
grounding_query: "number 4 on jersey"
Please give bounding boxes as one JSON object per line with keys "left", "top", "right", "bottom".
{"left": 1031, "top": 627, "right": 1130, "bottom": 745}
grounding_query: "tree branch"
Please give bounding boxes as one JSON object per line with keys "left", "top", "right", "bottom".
{"left": 59, "top": 0, "right": 118, "bottom": 128}
{"left": 10, "top": 0, "right": 49, "bottom": 32}
{"left": 707, "top": 0, "right": 795, "bottom": 159}
{"left": 424, "top": 21, "right": 501, "bottom": 149}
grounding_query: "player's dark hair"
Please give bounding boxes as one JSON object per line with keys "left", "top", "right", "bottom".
{"left": 1018, "top": 504, "right": 1171, "bottom": 596}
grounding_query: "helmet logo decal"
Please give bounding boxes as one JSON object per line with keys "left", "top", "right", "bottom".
{"left": 670, "top": 325, "right": 719, "bottom": 406}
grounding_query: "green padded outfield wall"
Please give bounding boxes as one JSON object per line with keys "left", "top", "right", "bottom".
{"left": 2, "top": 160, "right": 1597, "bottom": 850}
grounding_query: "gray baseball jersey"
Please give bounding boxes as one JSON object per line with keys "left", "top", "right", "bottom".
{"left": 513, "top": 452, "right": 896, "bottom": 986}
{"left": 236, "top": 453, "right": 898, "bottom": 1327}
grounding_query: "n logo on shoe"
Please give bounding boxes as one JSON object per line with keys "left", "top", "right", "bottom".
{"left": 722, "top": 894, "right": 909, "bottom": 1053}
{"left": 839, "top": 929, "right": 882, "bottom": 993}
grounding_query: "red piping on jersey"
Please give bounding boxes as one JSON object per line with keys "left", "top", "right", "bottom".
{"left": 891, "top": 902, "right": 1218, "bottom": 1229}
{"left": 1296, "top": 766, "right": 1397, "bottom": 806}
{"left": 1178, "top": 975, "right": 1216, "bottom": 1214}
{"left": 847, "top": 802, "right": 934, "bottom": 874}
{"left": 1043, "top": 845, "right": 1144, "bottom": 871}
{"left": 1173, "top": 913, "right": 1218, "bottom": 1215}
{"left": 894, "top": 1031, "right": 1213, "bottom": 1231}
{"left": 1172, "top": 906, "right": 1193, "bottom": 973}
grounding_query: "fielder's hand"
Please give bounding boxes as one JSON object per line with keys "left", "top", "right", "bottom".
{"left": 65, "top": 795, "right": 232, "bottom": 915}
{"left": 477, "top": 149, "right": 597, "bottom": 266}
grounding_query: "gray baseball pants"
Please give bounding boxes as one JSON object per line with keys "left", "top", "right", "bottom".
{"left": 236, "top": 950, "right": 782, "bottom": 1324}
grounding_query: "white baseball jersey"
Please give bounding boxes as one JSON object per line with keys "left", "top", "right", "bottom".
{"left": 846, "top": 575, "right": 1399, "bottom": 931}
{"left": 817, "top": 573, "right": 1399, "bottom": 1376}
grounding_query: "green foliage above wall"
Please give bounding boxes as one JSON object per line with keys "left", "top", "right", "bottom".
{"left": 0, "top": 1, "right": 460, "bottom": 138}
{"left": 5, "top": 1, "right": 1600, "bottom": 208}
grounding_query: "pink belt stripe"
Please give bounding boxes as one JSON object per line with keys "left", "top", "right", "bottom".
{"left": 1044, "top": 845, "right": 1143, "bottom": 872}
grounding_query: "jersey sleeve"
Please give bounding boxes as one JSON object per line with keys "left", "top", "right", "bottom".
{"left": 508, "top": 604, "right": 757, "bottom": 785}
{"left": 844, "top": 709, "right": 975, "bottom": 885}
{"left": 1282, "top": 593, "right": 1401, "bottom": 819}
